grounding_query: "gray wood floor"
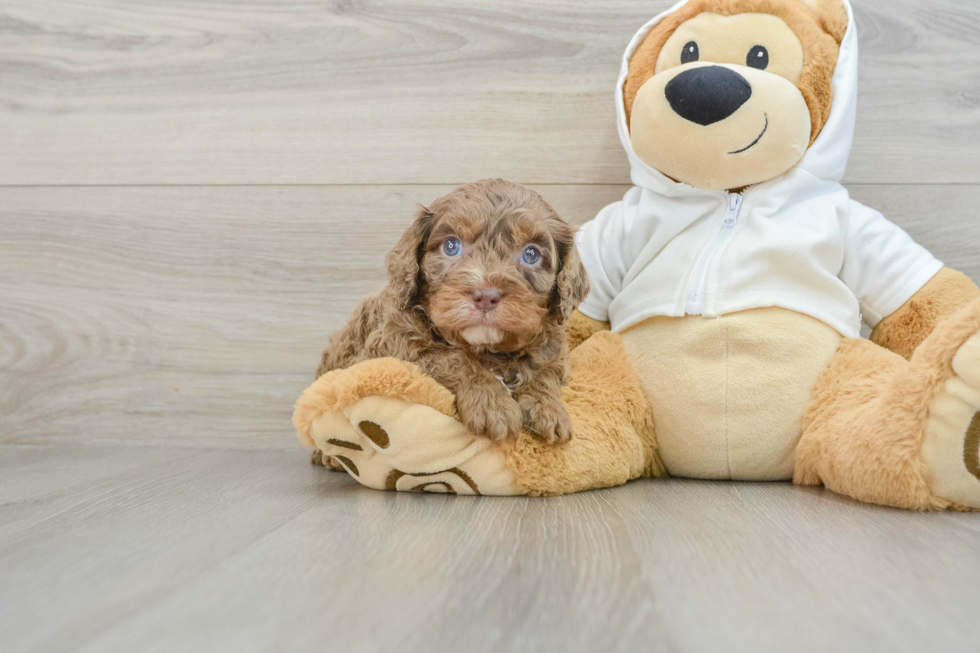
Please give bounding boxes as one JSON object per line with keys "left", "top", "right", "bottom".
{"left": 2, "top": 1, "right": 980, "bottom": 651}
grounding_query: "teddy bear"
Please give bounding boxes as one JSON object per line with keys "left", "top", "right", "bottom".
{"left": 294, "top": 0, "right": 980, "bottom": 510}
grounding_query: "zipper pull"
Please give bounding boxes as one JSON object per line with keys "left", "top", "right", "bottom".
{"left": 722, "top": 193, "right": 743, "bottom": 227}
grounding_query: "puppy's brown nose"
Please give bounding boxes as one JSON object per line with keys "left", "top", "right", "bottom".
{"left": 471, "top": 288, "right": 502, "bottom": 313}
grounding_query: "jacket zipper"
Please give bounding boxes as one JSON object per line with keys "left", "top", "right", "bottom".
{"left": 684, "top": 193, "right": 743, "bottom": 315}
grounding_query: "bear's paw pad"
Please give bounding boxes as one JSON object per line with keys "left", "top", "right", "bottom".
{"left": 923, "top": 332, "right": 980, "bottom": 508}
{"left": 307, "top": 395, "right": 523, "bottom": 496}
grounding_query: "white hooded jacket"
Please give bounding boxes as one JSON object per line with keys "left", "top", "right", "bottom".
{"left": 576, "top": 0, "right": 942, "bottom": 339}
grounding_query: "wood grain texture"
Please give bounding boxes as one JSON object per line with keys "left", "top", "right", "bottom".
{"left": 3, "top": 2, "right": 980, "bottom": 649}
{"left": 1, "top": 445, "right": 979, "bottom": 653}
{"left": 1, "top": 0, "right": 979, "bottom": 185}
{"left": 3, "top": 184, "right": 977, "bottom": 450}
{"left": 0, "top": 184, "right": 628, "bottom": 449}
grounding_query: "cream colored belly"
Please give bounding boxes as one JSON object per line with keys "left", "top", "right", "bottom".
{"left": 620, "top": 308, "right": 842, "bottom": 481}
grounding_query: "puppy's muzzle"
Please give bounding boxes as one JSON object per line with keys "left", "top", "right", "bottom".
{"left": 665, "top": 66, "right": 752, "bottom": 126}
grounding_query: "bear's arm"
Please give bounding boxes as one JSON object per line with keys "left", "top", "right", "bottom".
{"left": 870, "top": 267, "right": 980, "bottom": 360}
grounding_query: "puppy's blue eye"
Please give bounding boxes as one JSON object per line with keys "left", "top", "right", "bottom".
{"left": 442, "top": 237, "right": 462, "bottom": 256}
{"left": 521, "top": 246, "right": 540, "bottom": 265}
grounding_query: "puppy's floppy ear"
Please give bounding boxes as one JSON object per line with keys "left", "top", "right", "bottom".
{"left": 549, "top": 226, "right": 591, "bottom": 325}
{"left": 385, "top": 204, "right": 435, "bottom": 310}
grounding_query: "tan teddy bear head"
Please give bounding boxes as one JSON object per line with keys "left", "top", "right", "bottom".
{"left": 623, "top": 0, "right": 849, "bottom": 191}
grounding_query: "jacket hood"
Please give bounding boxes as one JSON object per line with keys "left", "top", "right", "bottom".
{"left": 615, "top": 0, "right": 858, "bottom": 195}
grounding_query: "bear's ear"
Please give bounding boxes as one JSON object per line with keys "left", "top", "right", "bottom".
{"left": 623, "top": 4, "right": 702, "bottom": 130}
{"left": 797, "top": 0, "right": 848, "bottom": 44}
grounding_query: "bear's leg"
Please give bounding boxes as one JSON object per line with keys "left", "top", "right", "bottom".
{"left": 295, "top": 327, "right": 663, "bottom": 495}
{"left": 506, "top": 330, "right": 666, "bottom": 496}
{"left": 795, "top": 301, "right": 980, "bottom": 510}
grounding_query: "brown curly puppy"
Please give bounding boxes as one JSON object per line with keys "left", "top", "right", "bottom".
{"left": 316, "top": 179, "right": 590, "bottom": 446}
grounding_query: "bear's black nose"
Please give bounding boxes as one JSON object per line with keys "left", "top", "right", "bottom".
{"left": 665, "top": 65, "right": 752, "bottom": 126}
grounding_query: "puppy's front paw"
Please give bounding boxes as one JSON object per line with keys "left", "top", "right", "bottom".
{"left": 524, "top": 399, "right": 573, "bottom": 444}
{"left": 457, "top": 386, "right": 523, "bottom": 441}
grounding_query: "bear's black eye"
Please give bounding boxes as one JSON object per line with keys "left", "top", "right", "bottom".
{"left": 747, "top": 45, "right": 769, "bottom": 70}
{"left": 680, "top": 41, "right": 699, "bottom": 64}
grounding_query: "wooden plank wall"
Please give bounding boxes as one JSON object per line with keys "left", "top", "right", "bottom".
{"left": 2, "top": 0, "right": 979, "bottom": 450}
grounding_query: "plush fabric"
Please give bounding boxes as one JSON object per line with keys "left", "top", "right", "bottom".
{"left": 294, "top": 330, "right": 664, "bottom": 496}
{"left": 795, "top": 300, "right": 980, "bottom": 510}
{"left": 630, "top": 61, "right": 813, "bottom": 189}
{"left": 566, "top": 309, "right": 609, "bottom": 350}
{"left": 621, "top": 308, "right": 840, "bottom": 480}
{"left": 294, "top": 358, "right": 458, "bottom": 447}
{"left": 623, "top": 0, "right": 845, "bottom": 145}
{"left": 656, "top": 12, "right": 805, "bottom": 84}
{"left": 574, "top": 181, "right": 943, "bottom": 339}
{"left": 630, "top": 10, "right": 815, "bottom": 189}
{"left": 295, "top": 358, "right": 522, "bottom": 495}
{"left": 578, "top": 0, "right": 943, "bottom": 337}
{"left": 296, "top": 0, "right": 980, "bottom": 511}
{"left": 296, "top": 302, "right": 980, "bottom": 508}
{"left": 871, "top": 268, "right": 980, "bottom": 359}
{"left": 505, "top": 331, "right": 666, "bottom": 496}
